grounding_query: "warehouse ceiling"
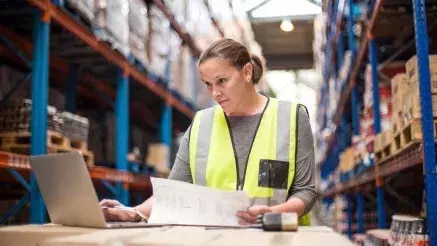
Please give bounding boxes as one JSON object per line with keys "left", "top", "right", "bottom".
{"left": 244, "top": 0, "right": 322, "bottom": 70}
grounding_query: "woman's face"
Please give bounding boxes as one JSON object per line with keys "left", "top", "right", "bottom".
{"left": 199, "top": 58, "right": 252, "bottom": 114}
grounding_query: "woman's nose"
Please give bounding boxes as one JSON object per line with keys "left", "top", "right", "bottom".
{"left": 212, "top": 87, "right": 221, "bottom": 98}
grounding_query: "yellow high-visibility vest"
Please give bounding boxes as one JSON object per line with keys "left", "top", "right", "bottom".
{"left": 189, "top": 97, "right": 310, "bottom": 226}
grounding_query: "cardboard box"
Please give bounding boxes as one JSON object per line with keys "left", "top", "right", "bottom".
{"left": 406, "top": 55, "right": 437, "bottom": 94}
{"left": 128, "top": 226, "right": 352, "bottom": 246}
{"left": 2, "top": 225, "right": 353, "bottom": 246}
{"left": 0, "top": 224, "right": 96, "bottom": 246}
{"left": 408, "top": 71, "right": 437, "bottom": 94}
{"left": 42, "top": 227, "right": 165, "bottom": 246}
{"left": 146, "top": 143, "right": 170, "bottom": 173}
{"left": 403, "top": 92, "right": 437, "bottom": 122}
{"left": 405, "top": 55, "right": 437, "bottom": 80}
{"left": 391, "top": 73, "right": 408, "bottom": 99}
{"left": 339, "top": 148, "right": 355, "bottom": 172}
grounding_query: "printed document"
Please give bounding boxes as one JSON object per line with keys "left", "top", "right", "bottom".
{"left": 148, "top": 177, "right": 250, "bottom": 226}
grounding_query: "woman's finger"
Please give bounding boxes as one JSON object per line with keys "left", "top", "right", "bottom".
{"left": 236, "top": 211, "right": 257, "bottom": 224}
{"left": 247, "top": 205, "right": 271, "bottom": 216}
{"left": 99, "top": 199, "right": 122, "bottom": 207}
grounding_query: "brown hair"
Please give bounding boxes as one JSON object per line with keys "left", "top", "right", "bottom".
{"left": 198, "top": 38, "right": 264, "bottom": 84}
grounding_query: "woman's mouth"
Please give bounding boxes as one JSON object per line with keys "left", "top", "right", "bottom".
{"left": 219, "top": 99, "right": 229, "bottom": 106}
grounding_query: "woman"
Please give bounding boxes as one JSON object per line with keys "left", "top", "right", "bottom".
{"left": 100, "top": 38, "right": 316, "bottom": 225}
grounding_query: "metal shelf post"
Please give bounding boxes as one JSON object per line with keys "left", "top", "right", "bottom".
{"left": 347, "top": 194, "right": 353, "bottom": 238}
{"left": 356, "top": 191, "right": 364, "bottom": 233}
{"left": 369, "top": 36, "right": 386, "bottom": 229}
{"left": 347, "top": 0, "right": 359, "bottom": 136}
{"left": 30, "top": 9, "right": 50, "bottom": 224}
{"left": 376, "top": 183, "right": 386, "bottom": 228}
{"left": 66, "top": 64, "right": 78, "bottom": 113}
{"left": 161, "top": 54, "right": 172, "bottom": 168}
{"left": 115, "top": 68, "right": 129, "bottom": 205}
{"left": 369, "top": 38, "right": 381, "bottom": 134}
{"left": 412, "top": 0, "right": 437, "bottom": 242}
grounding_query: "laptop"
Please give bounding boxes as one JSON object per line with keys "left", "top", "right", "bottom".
{"left": 29, "top": 152, "right": 163, "bottom": 229}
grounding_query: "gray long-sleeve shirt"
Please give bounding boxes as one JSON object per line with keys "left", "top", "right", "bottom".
{"left": 168, "top": 106, "right": 316, "bottom": 214}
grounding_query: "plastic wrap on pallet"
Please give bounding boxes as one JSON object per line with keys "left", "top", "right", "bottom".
{"left": 128, "top": 0, "right": 148, "bottom": 39}
{"left": 148, "top": 5, "right": 171, "bottom": 78}
{"left": 66, "top": 0, "right": 96, "bottom": 22}
{"left": 180, "top": 46, "right": 195, "bottom": 102}
{"left": 60, "top": 111, "right": 89, "bottom": 142}
{"left": 128, "top": 0, "right": 148, "bottom": 67}
{"left": 163, "top": 0, "right": 187, "bottom": 28}
{"left": 207, "top": 0, "right": 233, "bottom": 22}
{"left": 168, "top": 31, "right": 183, "bottom": 93}
{"left": 0, "top": 99, "right": 62, "bottom": 133}
{"left": 186, "top": 0, "right": 220, "bottom": 50}
{"left": 94, "top": 0, "right": 130, "bottom": 56}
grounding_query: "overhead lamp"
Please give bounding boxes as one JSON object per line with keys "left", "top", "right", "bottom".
{"left": 280, "top": 19, "right": 294, "bottom": 32}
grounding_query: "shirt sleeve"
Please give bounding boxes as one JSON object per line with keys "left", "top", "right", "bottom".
{"left": 287, "top": 106, "right": 317, "bottom": 215}
{"left": 168, "top": 126, "right": 193, "bottom": 183}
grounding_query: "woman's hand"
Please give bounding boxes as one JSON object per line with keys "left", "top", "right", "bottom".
{"left": 236, "top": 205, "right": 272, "bottom": 225}
{"left": 99, "top": 199, "right": 138, "bottom": 222}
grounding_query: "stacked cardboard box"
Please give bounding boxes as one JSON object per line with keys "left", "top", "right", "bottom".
{"left": 402, "top": 55, "right": 437, "bottom": 124}
{"left": 146, "top": 143, "right": 170, "bottom": 175}
{"left": 338, "top": 147, "right": 355, "bottom": 173}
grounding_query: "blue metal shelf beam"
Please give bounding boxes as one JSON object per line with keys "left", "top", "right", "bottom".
{"left": 412, "top": 0, "right": 437, "bottom": 243}
{"left": 30, "top": 10, "right": 50, "bottom": 224}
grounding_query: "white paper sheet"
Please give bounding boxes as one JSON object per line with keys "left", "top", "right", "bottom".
{"left": 148, "top": 177, "right": 250, "bottom": 227}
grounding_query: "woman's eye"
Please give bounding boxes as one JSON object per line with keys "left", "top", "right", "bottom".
{"left": 217, "top": 78, "right": 226, "bottom": 84}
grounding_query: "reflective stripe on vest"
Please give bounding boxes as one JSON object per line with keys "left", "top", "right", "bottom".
{"left": 189, "top": 98, "right": 310, "bottom": 226}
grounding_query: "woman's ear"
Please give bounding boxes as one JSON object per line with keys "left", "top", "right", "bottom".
{"left": 243, "top": 62, "right": 253, "bottom": 83}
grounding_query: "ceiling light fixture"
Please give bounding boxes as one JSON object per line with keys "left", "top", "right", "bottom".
{"left": 280, "top": 19, "right": 294, "bottom": 32}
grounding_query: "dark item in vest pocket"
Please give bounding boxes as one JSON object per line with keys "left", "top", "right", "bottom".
{"left": 258, "top": 159, "right": 289, "bottom": 189}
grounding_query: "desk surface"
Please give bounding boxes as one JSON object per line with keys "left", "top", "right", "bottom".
{"left": 0, "top": 224, "right": 354, "bottom": 246}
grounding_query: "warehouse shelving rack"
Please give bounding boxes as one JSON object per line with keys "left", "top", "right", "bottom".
{"left": 318, "top": 0, "right": 437, "bottom": 243}
{"left": 0, "top": 0, "right": 221, "bottom": 224}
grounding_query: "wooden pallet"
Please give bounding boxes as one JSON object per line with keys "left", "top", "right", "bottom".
{"left": 399, "top": 119, "right": 437, "bottom": 147}
{"left": 0, "top": 130, "right": 66, "bottom": 149}
{"left": 0, "top": 130, "right": 88, "bottom": 152}
{"left": 63, "top": 138, "right": 88, "bottom": 151}
{"left": 374, "top": 130, "right": 394, "bottom": 162}
{"left": 375, "top": 143, "right": 392, "bottom": 163}
{"left": 392, "top": 114, "right": 403, "bottom": 135}
{"left": 0, "top": 144, "right": 94, "bottom": 167}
